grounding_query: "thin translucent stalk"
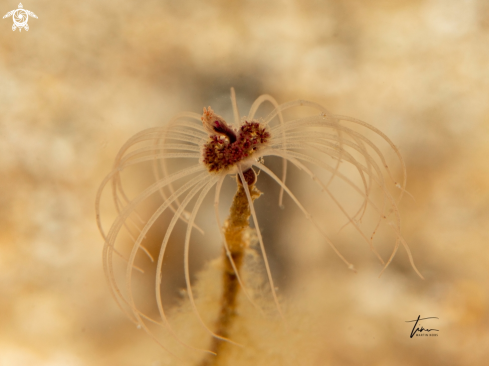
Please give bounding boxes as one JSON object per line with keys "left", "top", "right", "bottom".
{"left": 199, "top": 172, "right": 264, "bottom": 366}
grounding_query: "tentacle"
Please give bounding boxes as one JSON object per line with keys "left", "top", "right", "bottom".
{"left": 109, "top": 128, "right": 177, "bottom": 216}
{"left": 182, "top": 177, "right": 244, "bottom": 346}
{"left": 263, "top": 150, "right": 386, "bottom": 264}
{"left": 279, "top": 149, "right": 395, "bottom": 237}
{"left": 260, "top": 150, "right": 379, "bottom": 217}
{"left": 213, "top": 175, "right": 265, "bottom": 313}
{"left": 251, "top": 162, "right": 356, "bottom": 272}
{"left": 122, "top": 221, "right": 154, "bottom": 263}
{"left": 272, "top": 123, "right": 401, "bottom": 233}
{"left": 126, "top": 173, "right": 214, "bottom": 355}
{"left": 261, "top": 150, "right": 420, "bottom": 277}
{"left": 268, "top": 108, "right": 345, "bottom": 199}
{"left": 115, "top": 147, "right": 203, "bottom": 240}
{"left": 97, "top": 129, "right": 166, "bottom": 238}
{"left": 230, "top": 87, "right": 241, "bottom": 127}
{"left": 152, "top": 114, "right": 208, "bottom": 235}
{"left": 120, "top": 153, "right": 200, "bottom": 167}
{"left": 378, "top": 239, "right": 400, "bottom": 278}
{"left": 167, "top": 128, "right": 208, "bottom": 141}
{"left": 271, "top": 140, "right": 373, "bottom": 233}
{"left": 151, "top": 175, "right": 239, "bottom": 352}
{"left": 324, "top": 116, "right": 345, "bottom": 198}
{"left": 237, "top": 166, "right": 287, "bottom": 322}
{"left": 121, "top": 145, "right": 201, "bottom": 164}
{"left": 274, "top": 123, "right": 400, "bottom": 190}
{"left": 272, "top": 130, "right": 378, "bottom": 221}
{"left": 118, "top": 173, "right": 211, "bottom": 359}
{"left": 104, "top": 127, "right": 204, "bottom": 238}
{"left": 96, "top": 163, "right": 203, "bottom": 240}
{"left": 266, "top": 146, "right": 392, "bottom": 221}
{"left": 102, "top": 166, "right": 205, "bottom": 325}
{"left": 247, "top": 94, "right": 288, "bottom": 208}
{"left": 289, "top": 156, "right": 384, "bottom": 265}
{"left": 276, "top": 140, "right": 371, "bottom": 211}
{"left": 300, "top": 137, "right": 376, "bottom": 225}
{"left": 161, "top": 133, "right": 206, "bottom": 145}
{"left": 379, "top": 225, "right": 423, "bottom": 279}
{"left": 112, "top": 152, "right": 203, "bottom": 238}
{"left": 332, "top": 114, "right": 407, "bottom": 204}
{"left": 262, "top": 99, "right": 331, "bottom": 126}
{"left": 289, "top": 146, "right": 401, "bottom": 252}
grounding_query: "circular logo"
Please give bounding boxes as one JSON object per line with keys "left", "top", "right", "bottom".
{"left": 12, "top": 9, "right": 28, "bottom": 28}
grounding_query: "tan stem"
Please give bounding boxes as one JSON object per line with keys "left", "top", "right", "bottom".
{"left": 199, "top": 173, "right": 261, "bottom": 366}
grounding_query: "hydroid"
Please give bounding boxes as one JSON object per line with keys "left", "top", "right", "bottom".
{"left": 95, "top": 88, "right": 421, "bottom": 361}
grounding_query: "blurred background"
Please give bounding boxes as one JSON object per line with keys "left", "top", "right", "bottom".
{"left": 1, "top": 0, "right": 488, "bottom": 365}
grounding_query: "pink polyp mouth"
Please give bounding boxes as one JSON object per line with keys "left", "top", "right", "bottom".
{"left": 202, "top": 121, "right": 270, "bottom": 173}
{"left": 212, "top": 120, "right": 237, "bottom": 143}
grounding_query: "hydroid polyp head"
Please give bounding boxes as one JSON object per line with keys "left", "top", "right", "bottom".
{"left": 201, "top": 107, "right": 270, "bottom": 174}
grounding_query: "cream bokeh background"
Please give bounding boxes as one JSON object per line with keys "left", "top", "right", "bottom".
{"left": 1, "top": 0, "right": 488, "bottom": 365}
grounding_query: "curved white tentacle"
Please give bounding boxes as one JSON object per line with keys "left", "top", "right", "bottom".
{"left": 237, "top": 166, "right": 287, "bottom": 322}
